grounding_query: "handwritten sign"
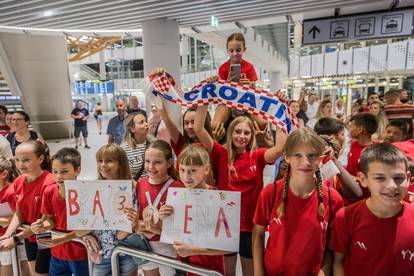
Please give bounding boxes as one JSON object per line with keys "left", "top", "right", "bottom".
{"left": 160, "top": 188, "right": 241, "bottom": 252}
{"left": 65, "top": 180, "right": 133, "bottom": 232}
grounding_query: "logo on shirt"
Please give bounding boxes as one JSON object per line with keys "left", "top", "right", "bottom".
{"left": 354, "top": 241, "right": 367, "bottom": 251}
{"left": 320, "top": 220, "right": 328, "bottom": 230}
{"left": 34, "top": 195, "right": 41, "bottom": 204}
{"left": 272, "top": 217, "right": 282, "bottom": 225}
{"left": 249, "top": 165, "right": 257, "bottom": 173}
{"left": 401, "top": 249, "right": 414, "bottom": 261}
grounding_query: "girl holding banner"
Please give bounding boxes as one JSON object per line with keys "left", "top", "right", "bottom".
{"left": 252, "top": 128, "right": 343, "bottom": 275}
{"left": 159, "top": 144, "right": 230, "bottom": 276}
{"left": 193, "top": 105, "right": 287, "bottom": 276}
{"left": 90, "top": 144, "right": 138, "bottom": 276}
{"left": 136, "top": 140, "right": 183, "bottom": 276}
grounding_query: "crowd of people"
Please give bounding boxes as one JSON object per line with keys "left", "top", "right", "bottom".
{"left": 0, "top": 32, "right": 412, "bottom": 276}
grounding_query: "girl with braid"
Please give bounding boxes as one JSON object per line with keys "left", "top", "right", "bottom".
{"left": 252, "top": 128, "right": 343, "bottom": 276}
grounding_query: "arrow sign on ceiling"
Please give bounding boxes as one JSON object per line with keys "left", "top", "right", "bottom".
{"left": 309, "top": 25, "right": 320, "bottom": 39}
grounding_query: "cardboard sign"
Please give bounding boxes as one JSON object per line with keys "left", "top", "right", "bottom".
{"left": 160, "top": 188, "right": 241, "bottom": 252}
{"left": 65, "top": 180, "right": 133, "bottom": 232}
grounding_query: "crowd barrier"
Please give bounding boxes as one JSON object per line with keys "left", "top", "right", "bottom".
{"left": 11, "top": 225, "right": 222, "bottom": 276}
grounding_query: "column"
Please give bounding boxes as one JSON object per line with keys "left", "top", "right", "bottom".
{"left": 142, "top": 18, "right": 181, "bottom": 128}
{"left": 99, "top": 50, "right": 106, "bottom": 80}
{"left": 294, "top": 19, "right": 302, "bottom": 49}
{"left": 181, "top": 35, "right": 190, "bottom": 73}
{"left": 269, "top": 71, "right": 281, "bottom": 92}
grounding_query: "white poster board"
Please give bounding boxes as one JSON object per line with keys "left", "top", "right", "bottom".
{"left": 65, "top": 180, "right": 133, "bottom": 232}
{"left": 161, "top": 188, "right": 241, "bottom": 252}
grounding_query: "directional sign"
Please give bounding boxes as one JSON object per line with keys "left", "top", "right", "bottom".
{"left": 303, "top": 9, "right": 414, "bottom": 45}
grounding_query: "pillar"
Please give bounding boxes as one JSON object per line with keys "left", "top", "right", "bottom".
{"left": 142, "top": 18, "right": 182, "bottom": 130}
{"left": 99, "top": 51, "right": 106, "bottom": 80}
{"left": 269, "top": 71, "right": 282, "bottom": 92}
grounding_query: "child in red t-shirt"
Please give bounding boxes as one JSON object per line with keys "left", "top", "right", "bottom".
{"left": 136, "top": 140, "right": 183, "bottom": 276}
{"left": 0, "top": 140, "right": 54, "bottom": 275}
{"left": 253, "top": 128, "right": 343, "bottom": 276}
{"left": 159, "top": 144, "right": 229, "bottom": 276}
{"left": 194, "top": 105, "right": 287, "bottom": 275}
{"left": 0, "top": 157, "right": 30, "bottom": 275}
{"left": 212, "top": 32, "right": 266, "bottom": 137}
{"left": 330, "top": 143, "right": 414, "bottom": 275}
{"left": 30, "top": 148, "right": 89, "bottom": 276}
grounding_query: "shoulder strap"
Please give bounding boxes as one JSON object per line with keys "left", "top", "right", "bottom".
{"left": 134, "top": 140, "right": 150, "bottom": 181}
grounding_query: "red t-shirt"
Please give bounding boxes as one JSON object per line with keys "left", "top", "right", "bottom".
{"left": 329, "top": 200, "right": 414, "bottom": 275}
{"left": 394, "top": 139, "right": 414, "bottom": 162}
{"left": 346, "top": 141, "right": 371, "bottom": 200}
{"left": 41, "top": 184, "right": 87, "bottom": 260}
{"left": 0, "top": 125, "right": 10, "bottom": 137}
{"left": 228, "top": 148, "right": 268, "bottom": 232}
{"left": 254, "top": 180, "right": 343, "bottom": 275}
{"left": 13, "top": 171, "right": 55, "bottom": 242}
{"left": 136, "top": 176, "right": 184, "bottom": 241}
{"left": 0, "top": 184, "right": 17, "bottom": 236}
{"left": 218, "top": 59, "right": 258, "bottom": 82}
{"left": 186, "top": 255, "right": 225, "bottom": 276}
{"left": 210, "top": 141, "right": 229, "bottom": 191}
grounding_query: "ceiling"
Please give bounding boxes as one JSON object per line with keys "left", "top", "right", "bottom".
{"left": 0, "top": 0, "right": 394, "bottom": 32}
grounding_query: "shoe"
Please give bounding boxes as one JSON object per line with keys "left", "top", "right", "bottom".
{"left": 85, "top": 145, "right": 90, "bottom": 149}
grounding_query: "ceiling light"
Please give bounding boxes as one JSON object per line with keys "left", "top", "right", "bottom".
{"left": 43, "top": 10, "right": 53, "bottom": 17}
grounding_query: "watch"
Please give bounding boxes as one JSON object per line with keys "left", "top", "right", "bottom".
{"left": 12, "top": 235, "right": 20, "bottom": 245}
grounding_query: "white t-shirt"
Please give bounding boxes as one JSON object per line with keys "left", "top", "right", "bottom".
{"left": 0, "top": 135, "right": 12, "bottom": 159}
{"left": 306, "top": 102, "right": 319, "bottom": 119}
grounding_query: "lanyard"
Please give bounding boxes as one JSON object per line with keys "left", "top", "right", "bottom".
{"left": 145, "top": 178, "right": 174, "bottom": 209}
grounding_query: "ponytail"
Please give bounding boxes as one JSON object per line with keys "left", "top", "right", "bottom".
{"left": 21, "top": 140, "right": 51, "bottom": 172}
{"left": 277, "top": 164, "right": 290, "bottom": 218}
{"left": 315, "top": 169, "right": 325, "bottom": 218}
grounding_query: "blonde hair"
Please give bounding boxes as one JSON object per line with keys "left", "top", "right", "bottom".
{"left": 277, "top": 127, "right": 325, "bottom": 218}
{"left": 96, "top": 144, "right": 131, "bottom": 180}
{"left": 123, "top": 111, "right": 148, "bottom": 149}
{"left": 178, "top": 144, "right": 210, "bottom": 167}
{"left": 369, "top": 100, "right": 388, "bottom": 140}
{"left": 314, "top": 100, "right": 332, "bottom": 119}
{"left": 225, "top": 116, "right": 256, "bottom": 179}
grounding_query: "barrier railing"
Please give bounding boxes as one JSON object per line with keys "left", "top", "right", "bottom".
{"left": 111, "top": 245, "right": 223, "bottom": 276}
{"left": 13, "top": 225, "right": 92, "bottom": 276}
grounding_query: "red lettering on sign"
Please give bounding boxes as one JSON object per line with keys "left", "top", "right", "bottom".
{"left": 68, "top": 189, "right": 80, "bottom": 216}
{"left": 215, "top": 207, "right": 231, "bottom": 238}
{"left": 92, "top": 191, "right": 105, "bottom": 217}
{"left": 184, "top": 205, "right": 192, "bottom": 234}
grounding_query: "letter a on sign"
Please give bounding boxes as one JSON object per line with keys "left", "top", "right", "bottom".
{"left": 215, "top": 207, "right": 231, "bottom": 238}
{"left": 92, "top": 191, "right": 105, "bottom": 217}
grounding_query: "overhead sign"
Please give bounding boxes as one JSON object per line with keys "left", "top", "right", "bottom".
{"left": 160, "top": 188, "right": 241, "bottom": 252}
{"left": 303, "top": 9, "right": 414, "bottom": 44}
{"left": 211, "top": 15, "right": 219, "bottom": 28}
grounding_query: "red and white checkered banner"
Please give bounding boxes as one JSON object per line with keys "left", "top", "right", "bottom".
{"left": 148, "top": 73, "right": 297, "bottom": 133}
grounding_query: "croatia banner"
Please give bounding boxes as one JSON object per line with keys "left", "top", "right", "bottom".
{"left": 147, "top": 73, "right": 297, "bottom": 134}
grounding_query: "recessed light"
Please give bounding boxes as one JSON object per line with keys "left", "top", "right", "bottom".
{"left": 43, "top": 10, "right": 53, "bottom": 17}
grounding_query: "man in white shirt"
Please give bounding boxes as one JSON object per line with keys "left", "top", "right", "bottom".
{"left": 306, "top": 93, "right": 320, "bottom": 119}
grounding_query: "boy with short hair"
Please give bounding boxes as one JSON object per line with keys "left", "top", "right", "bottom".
{"left": 31, "top": 148, "right": 89, "bottom": 276}
{"left": 329, "top": 143, "right": 414, "bottom": 275}
{"left": 346, "top": 112, "right": 378, "bottom": 177}
{"left": 384, "top": 89, "right": 414, "bottom": 139}
{"left": 383, "top": 120, "right": 408, "bottom": 144}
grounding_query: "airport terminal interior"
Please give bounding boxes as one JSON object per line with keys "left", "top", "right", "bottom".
{"left": 0, "top": 0, "right": 414, "bottom": 275}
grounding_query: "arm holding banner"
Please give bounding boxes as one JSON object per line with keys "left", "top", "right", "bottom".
{"left": 159, "top": 96, "right": 182, "bottom": 145}
{"left": 263, "top": 127, "right": 287, "bottom": 164}
{"left": 194, "top": 105, "right": 215, "bottom": 152}
{"left": 252, "top": 225, "right": 266, "bottom": 276}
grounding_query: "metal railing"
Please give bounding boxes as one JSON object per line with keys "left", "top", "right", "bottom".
{"left": 111, "top": 245, "right": 223, "bottom": 276}
{"left": 13, "top": 225, "right": 92, "bottom": 276}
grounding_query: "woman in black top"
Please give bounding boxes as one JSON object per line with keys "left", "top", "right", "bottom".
{"left": 7, "top": 111, "right": 44, "bottom": 155}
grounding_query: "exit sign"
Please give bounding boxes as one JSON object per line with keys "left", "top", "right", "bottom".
{"left": 211, "top": 16, "right": 219, "bottom": 28}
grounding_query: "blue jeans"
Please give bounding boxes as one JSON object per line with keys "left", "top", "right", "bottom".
{"left": 92, "top": 255, "right": 136, "bottom": 276}
{"left": 49, "top": 256, "right": 89, "bottom": 276}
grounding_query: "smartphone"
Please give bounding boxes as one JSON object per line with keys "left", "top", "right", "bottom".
{"left": 229, "top": 64, "right": 241, "bottom": 82}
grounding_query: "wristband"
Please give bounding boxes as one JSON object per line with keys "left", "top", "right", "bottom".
{"left": 12, "top": 235, "right": 20, "bottom": 245}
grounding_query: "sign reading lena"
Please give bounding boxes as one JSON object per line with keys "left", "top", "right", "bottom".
{"left": 160, "top": 188, "right": 241, "bottom": 252}
{"left": 150, "top": 73, "right": 296, "bottom": 134}
{"left": 65, "top": 180, "right": 133, "bottom": 232}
